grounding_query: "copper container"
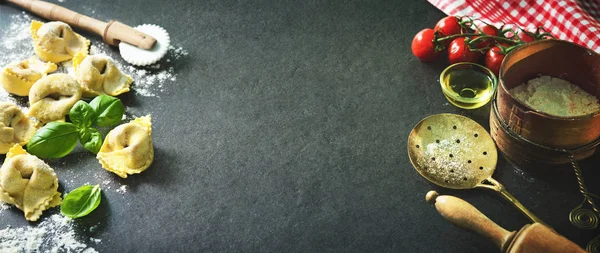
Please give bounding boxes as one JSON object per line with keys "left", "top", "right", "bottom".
{"left": 497, "top": 39, "right": 600, "bottom": 149}
{"left": 490, "top": 100, "right": 599, "bottom": 169}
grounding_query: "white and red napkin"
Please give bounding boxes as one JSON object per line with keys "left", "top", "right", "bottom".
{"left": 427, "top": 0, "right": 600, "bottom": 53}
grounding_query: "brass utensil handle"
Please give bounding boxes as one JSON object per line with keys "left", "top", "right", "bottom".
{"left": 480, "top": 178, "right": 546, "bottom": 226}
{"left": 7, "top": 0, "right": 156, "bottom": 50}
{"left": 497, "top": 185, "right": 546, "bottom": 225}
{"left": 426, "top": 191, "right": 516, "bottom": 250}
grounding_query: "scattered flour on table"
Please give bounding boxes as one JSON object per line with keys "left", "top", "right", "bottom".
{"left": 116, "top": 185, "right": 128, "bottom": 194}
{"left": 0, "top": 12, "right": 32, "bottom": 63}
{"left": 59, "top": 60, "right": 75, "bottom": 76}
{"left": 90, "top": 238, "right": 102, "bottom": 244}
{"left": 513, "top": 168, "right": 536, "bottom": 183}
{"left": 0, "top": 202, "right": 10, "bottom": 213}
{"left": 0, "top": 214, "right": 98, "bottom": 253}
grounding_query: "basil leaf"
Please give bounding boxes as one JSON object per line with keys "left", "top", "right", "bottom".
{"left": 61, "top": 184, "right": 102, "bottom": 219}
{"left": 89, "top": 95, "right": 124, "bottom": 127}
{"left": 69, "top": 100, "right": 96, "bottom": 128}
{"left": 27, "top": 122, "right": 79, "bottom": 159}
{"left": 79, "top": 127, "right": 103, "bottom": 154}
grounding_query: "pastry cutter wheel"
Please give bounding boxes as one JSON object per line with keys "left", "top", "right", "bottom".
{"left": 6, "top": 0, "right": 170, "bottom": 66}
{"left": 407, "top": 113, "right": 546, "bottom": 225}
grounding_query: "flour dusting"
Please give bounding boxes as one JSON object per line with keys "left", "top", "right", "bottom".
{"left": 0, "top": 13, "right": 34, "bottom": 66}
{"left": 0, "top": 202, "right": 10, "bottom": 213}
{"left": 116, "top": 185, "right": 128, "bottom": 194}
{"left": 0, "top": 214, "right": 98, "bottom": 252}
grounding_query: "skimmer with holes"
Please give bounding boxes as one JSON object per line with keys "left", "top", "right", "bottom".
{"left": 408, "top": 113, "right": 544, "bottom": 225}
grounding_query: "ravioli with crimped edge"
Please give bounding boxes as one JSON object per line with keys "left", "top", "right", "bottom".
{"left": 0, "top": 102, "right": 38, "bottom": 154}
{"left": 73, "top": 52, "right": 133, "bottom": 97}
{"left": 0, "top": 144, "right": 62, "bottom": 221}
{"left": 28, "top": 73, "right": 82, "bottom": 124}
{"left": 0, "top": 57, "right": 57, "bottom": 96}
{"left": 30, "top": 20, "right": 90, "bottom": 63}
{"left": 97, "top": 115, "right": 154, "bottom": 178}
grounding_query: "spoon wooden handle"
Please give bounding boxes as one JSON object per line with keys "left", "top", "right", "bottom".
{"left": 6, "top": 0, "right": 156, "bottom": 50}
{"left": 426, "top": 191, "right": 516, "bottom": 250}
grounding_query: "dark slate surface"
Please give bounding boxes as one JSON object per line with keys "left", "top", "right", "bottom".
{"left": 0, "top": 0, "right": 599, "bottom": 252}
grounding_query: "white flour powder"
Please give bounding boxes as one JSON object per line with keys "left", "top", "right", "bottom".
{"left": 0, "top": 214, "right": 98, "bottom": 253}
{"left": 0, "top": 12, "right": 32, "bottom": 58}
{"left": 0, "top": 202, "right": 10, "bottom": 213}
{"left": 116, "top": 185, "right": 128, "bottom": 194}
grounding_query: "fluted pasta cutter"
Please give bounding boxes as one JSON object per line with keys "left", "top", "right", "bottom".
{"left": 7, "top": 0, "right": 170, "bottom": 66}
{"left": 407, "top": 113, "right": 545, "bottom": 225}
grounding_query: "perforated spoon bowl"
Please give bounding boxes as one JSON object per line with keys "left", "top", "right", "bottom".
{"left": 408, "top": 113, "right": 544, "bottom": 225}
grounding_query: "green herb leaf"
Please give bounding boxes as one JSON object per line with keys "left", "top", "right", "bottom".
{"left": 27, "top": 122, "right": 79, "bottom": 159}
{"left": 89, "top": 95, "right": 125, "bottom": 127}
{"left": 79, "top": 127, "right": 103, "bottom": 154}
{"left": 69, "top": 100, "right": 96, "bottom": 128}
{"left": 61, "top": 184, "right": 102, "bottom": 219}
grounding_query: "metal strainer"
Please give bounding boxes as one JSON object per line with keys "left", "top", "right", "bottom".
{"left": 408, "top": 113, "right": 544, "bottom": 224}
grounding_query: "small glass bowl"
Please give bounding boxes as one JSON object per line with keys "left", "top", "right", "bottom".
{"left": 440, "top": 62, "right": 498, "bottom": 109}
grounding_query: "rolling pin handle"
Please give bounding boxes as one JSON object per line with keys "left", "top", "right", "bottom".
{"left": 426, "top": 191, "right": 516, "bottom": 251}
{"left": 103, "top": 20, "right": 157, "bottom": 49}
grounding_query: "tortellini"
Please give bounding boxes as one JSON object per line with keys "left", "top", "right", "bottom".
{"left": 73, "top": 52, "right": 133, "bottom": 97}
{"left": 30, "top": 20, "right": 90, "bottom": 63}
{"left": 0, "top": 102, "right": 38, "bottom": 154}
{"left": 28, "top": 73, "right": 82, "bottom": 124}
{"left": 97, "top": 116, "right": 153, "bottom": 178}
{"left": 0, "top": 145, "right": 62, "bottom": 221}
{"left": 0, "top": 57, "right": 57, "bottom": 96}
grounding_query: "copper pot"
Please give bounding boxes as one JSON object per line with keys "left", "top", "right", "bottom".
{"left": 497, "top": 39, "right": 600, "bottom": 149}
{"left": 490, "top": 100, "right": 599, "bottom": 169}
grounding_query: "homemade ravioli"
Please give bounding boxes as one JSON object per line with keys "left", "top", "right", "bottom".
{"left": 0, "top": 57, "right": 57, "bottom": 96}
{"left": 0, "top": 102, "right": 38, "bottom": 154}
{"left": 30, "top": 20, "right": 90, "bottom": 63}
{"left": 28, "top": 73, "right": 82, "bottom": 124}
{"left": 97, "top": 116, "right": 153, "bottom": 178}
{"left": 73, "top": 52, "right": 133, "bottom": 97}
{"left": 0, "top": 145, "right": 62, "bottom": 221}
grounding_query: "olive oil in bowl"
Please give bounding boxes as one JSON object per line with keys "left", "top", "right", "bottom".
{"left": 440, "top": 63, "right": 497, "bottom": 109}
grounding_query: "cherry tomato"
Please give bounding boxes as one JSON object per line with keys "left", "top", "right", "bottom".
{"left": 448, "top": 37, "right": 481, "bottom": 64}
{"left": 411, "top": 28, "right": 440, "bottom": 61}
{"left": 475, "top": 24, "right": 499, "bottom": 48}
{"left": 485, "top": 46, "right": 505, "bottom": 77}
{"left": 434, "top": 16, "right": 461, "bottom": 37}
{"left": 518, "top": 30, "right": 535, "bottom": 42}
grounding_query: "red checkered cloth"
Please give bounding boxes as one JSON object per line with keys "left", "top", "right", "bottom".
{"left": 427, "top": 0, "right": 600, "bottom": 53}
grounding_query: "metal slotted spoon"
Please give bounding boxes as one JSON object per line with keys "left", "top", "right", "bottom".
{"left": 408, "top": 113, "right": 545, "bottom": 225}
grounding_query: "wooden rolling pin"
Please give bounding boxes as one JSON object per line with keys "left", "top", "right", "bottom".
{"left": 6, "top": 0, "right": 156, "bottom": 50}
{"left": 426, "top": 191, "right": 586, "bottom": 253}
